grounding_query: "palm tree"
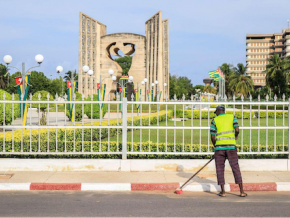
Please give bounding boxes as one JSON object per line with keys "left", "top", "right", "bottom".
{"left": 229, "top": 63, "right": 254, "bottom": 97}
{"left": 0, "top": 64, "right": 9, "bottom": 89}
{"left": 284, "top": 55, "right": 290, "bottom": 82}
{"left": 64, "top": 70, "right": 78, "bottom": 82}
{"left": 203, "top": 85, "right": 216, "bottom": 94}
{"left": 265, "top": 54, "right": 286, "bottom": 98}
{"left": 220, "top": 63, "right": 235, "bottom": 97}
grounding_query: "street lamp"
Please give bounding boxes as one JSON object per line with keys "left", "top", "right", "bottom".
{"left": 3, "top": 54, "right": 44, "bottom": 96}
{"left": 163, "top": 83, "right": 167, "bottom": 100}
{"left": 3, "top": 54, "right": 44, "bottom": 124}
{"left": 113, "top": 75, "right": 134, "bottom": 98}
{"left": 56, "top": 66, "right": 64, "bottom": 97}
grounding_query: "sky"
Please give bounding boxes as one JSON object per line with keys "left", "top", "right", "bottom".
{"left": 1, "top": 0, "right": 290, "bottom": 86}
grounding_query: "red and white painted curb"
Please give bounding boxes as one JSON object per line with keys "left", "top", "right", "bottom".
{"left": 0, "top": 182, "right": 290, "bottom": 191}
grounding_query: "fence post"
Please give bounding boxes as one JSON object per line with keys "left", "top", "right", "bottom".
{"left": 122, "top": 97, "right": 127, "bottom": 160}
{"left": 288, "top": 98, "right": 290, "bottom": 159}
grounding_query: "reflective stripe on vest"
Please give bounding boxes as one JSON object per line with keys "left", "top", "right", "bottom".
{"left": 216, "top": 137, "right": 235, "bottom": 141}
{"left": 216, "top": 130, "right": 235, "bottom": 136}
{"left": 214, "top": 114, "right": 236, "bottom": 145}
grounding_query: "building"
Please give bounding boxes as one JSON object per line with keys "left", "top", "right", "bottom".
{"left": 78, "top": 11, "right": 169, "bottom": 101}
{"left": 246, "top": 28, "right": 290, "bottom": 87}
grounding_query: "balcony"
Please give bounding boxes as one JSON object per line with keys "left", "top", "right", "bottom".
{"left": 246, "top": 39, "right": 274, "bottom": 43}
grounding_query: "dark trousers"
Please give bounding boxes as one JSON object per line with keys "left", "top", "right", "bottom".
{"left": 214, "top": 148, "right": 243, "bottom": 185}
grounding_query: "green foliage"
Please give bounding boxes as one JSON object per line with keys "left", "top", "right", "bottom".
{"left": 219, "top": 63, "right": 235, "bottom": 97}
{"left": 0, "top": 111, "right": 173, "bottom": 154}
{"left": 229, "top": 63, "right": 254, "bottom": 97}
{"left": 114, "top": 56, "right": 132, "bottom": 76}
{"left": 84, "top": 94, "right": 108, "bottom": 119}
{"left": 265, "top": 54, "right": 288, "bottom": 98}
{"left": 4, "top": 71, "right": 67, "bottom": 98}
{"left": 27, "top": 71, "right": 51, "bottom": 96}
{"left": 0, "top": 64, "right": 9, "bottom": 89}
{"left": 32, "top": 90, "right": 54, "bottom": 112}
{"left": 170, "top": 74, "right": 194, "bottom": 99}
{"left": 0, "top": 89, "right": 20, "bottom": 125}
{"left": 64, "top": 70, "right": 78, "bottom": 82}
{"left": 203, "top": 85, "right": 216, "bottom": 94}
{"left": 66, "top": 92, "right": 83, "bottom": 121}
{"left": 48, "top": 77, "right": 66, "bottom": 97}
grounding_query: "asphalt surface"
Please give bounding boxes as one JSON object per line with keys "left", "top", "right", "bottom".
{"left": 0, "top": 191, "right": 289, "bottom": 217}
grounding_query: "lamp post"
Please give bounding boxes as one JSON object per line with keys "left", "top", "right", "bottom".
{"left": 84, "top": 67, "right": 115, "bottom": 95}
{"left": 3, "top": 54, "right": 44, "bottom": 125}
{"left": 113, "top": 75, "right": 134, "bottom": 99}
{"left": 56, "top": 66, "right": 64, "bottom": 97}
{"left": 163, "top": 82, "right": 167, "bottom": 100}
{"left": 3, "top": 54, "right": 44, "bottom": 97}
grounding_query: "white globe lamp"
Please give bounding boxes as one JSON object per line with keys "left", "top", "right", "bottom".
{"left": 35, "top": 54, "right": 44, "bottom": 64}
{"left": 82, "top": 65, "right": 89, "bottom": 73}
{"left": 3, "top": 55, "right": 12, "bottom": 65}
{"left": 56, "top": 66, "right": 63, "bottom": 73}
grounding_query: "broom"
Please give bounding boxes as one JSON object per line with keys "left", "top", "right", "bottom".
{"left": 175, "top": 157, "right": 215, "bottom": 194}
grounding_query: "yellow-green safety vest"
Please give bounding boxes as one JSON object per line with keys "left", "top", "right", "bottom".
{"left": 214, "top": 114, "right": 236, "bottom": 145}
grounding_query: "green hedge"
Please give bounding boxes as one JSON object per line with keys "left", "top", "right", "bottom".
{"left": 32, "top": 90, "right": 54, "bottom": 111}
{"left": 0, "top": 141, "right": 287, "bottom": 159}
{"left": 84, "top": 94, "right": 108, "bottom": 119}
{"left": 0, "top": 110, "right": 173, "bottom": 151}
{"left": 0, "top": 89, "right": 21, "bottom": 125}
{"left": 175, "top": 110, "right": 288, "bottom": 119}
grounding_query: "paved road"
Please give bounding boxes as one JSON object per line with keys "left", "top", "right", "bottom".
{"left": 0, "top": 191, "right": 289, "bottom": 217}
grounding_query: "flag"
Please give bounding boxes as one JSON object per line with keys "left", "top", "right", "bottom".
{"left": 14, "top": 75, "right": 30, "bottom": 126}
{"left": 134, "top": 88, "right": 141, "bottom": 113}
{"left": 97, "top": 83, "right": 106, "bottom": 118}
{"left": 67, "top": 81, "right": 72, "bottom": 88}
{"left": 208, "top": 70, "right": 216, "bottom": 78}
{"left": 67, "top": 81, "right": 78, "bottom": 122}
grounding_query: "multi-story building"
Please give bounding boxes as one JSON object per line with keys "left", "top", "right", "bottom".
{"left": 246, "top": 29, "right": 290, "bottom": 87}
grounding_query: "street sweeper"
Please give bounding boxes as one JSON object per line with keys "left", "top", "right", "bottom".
{"left": 175, "top": 105, "right": 247, "bottom": 197}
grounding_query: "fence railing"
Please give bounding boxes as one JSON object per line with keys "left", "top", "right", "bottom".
{"left": 0, "top": 93, "right": 289, "bottom": 158}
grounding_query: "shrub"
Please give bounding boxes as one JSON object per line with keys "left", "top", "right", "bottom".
{"left": 66, "top": 92, "right": 83, "bottom": 121}
{"left": 32, "top": 90, "right": 54, "bottom": 112}
{"left": 0, "top": 89, "right": 20, "bottom": 125}
{"left": 84, "top": 94, "right": 108, "bottom": 119}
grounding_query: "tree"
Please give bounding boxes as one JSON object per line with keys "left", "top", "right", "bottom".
{"left": 265, "top": 54, "right": 287, "bottom": 98}
{"left": 48, "top": 77, "right": 66, "bottom": 97}
{"left": 169, "top": 74, "right": 178, "bottom": 99}
{"left": 115, "top": 56, "right": 132, "bottom": 75}
{"left": 0, "top": 64, "right": 9, "bottom": 89}
{"left": 28, "top": 71, "right": 51, "bottom": 96}
{"left": 192, "top": 85, "right": 204, "bottom": 94}
{"left": 203, "top": 85, "right": 216, "bottom": 94}
{"left": 64, "top": 70, "right": 78, "bottom": 82}
{"left": 229, "top": 63, "right": 254, "bottom": 97}
{"left": 219, "top": 63, "right": 235, "bottom": 97}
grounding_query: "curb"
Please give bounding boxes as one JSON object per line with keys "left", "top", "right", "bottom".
{"left": 0, "top": 182, "right": 289, "bottom": 191}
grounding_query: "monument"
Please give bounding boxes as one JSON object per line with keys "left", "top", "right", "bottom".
{"left": 78, "top": 11, "right": 169, "bottom": 101}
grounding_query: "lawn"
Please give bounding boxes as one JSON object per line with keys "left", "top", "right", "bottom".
{"left": 106, "top": 118, "right": 289, "bottom": 149}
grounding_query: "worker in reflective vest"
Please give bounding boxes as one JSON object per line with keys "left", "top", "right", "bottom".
{"left": 210, "top": 105, "right": 247, "bottom": 197}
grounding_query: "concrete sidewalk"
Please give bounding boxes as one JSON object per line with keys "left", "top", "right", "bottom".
{"left": 0, "top": 171, "right": 289, "bottom": 192}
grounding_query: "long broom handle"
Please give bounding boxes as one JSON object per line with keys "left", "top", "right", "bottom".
{"left": 180, "top": 157, "right": 215, "bottom": 190}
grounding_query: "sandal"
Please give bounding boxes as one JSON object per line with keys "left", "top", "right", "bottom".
{"left": 217, "top": 192, "right": 226, "bottom": 197}
{"left": 240, "top": 193, "right": 247, "bottom": 197}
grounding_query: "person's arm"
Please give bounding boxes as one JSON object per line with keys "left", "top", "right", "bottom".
{"left": 211, "top": 134, "right": 216, "bottom": 146}
{"left": 233, "top": 116, "right": 239, "bottom": 140}
{"left": 210, "top": 119, "right": 217, "bottom": 146}
{"left": 235, "top": 126, "right": 239, "bottom": 140}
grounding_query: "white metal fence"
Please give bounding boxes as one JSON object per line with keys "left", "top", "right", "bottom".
{"left": 0, "top": 93, "right": 289, "bottom": 159}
